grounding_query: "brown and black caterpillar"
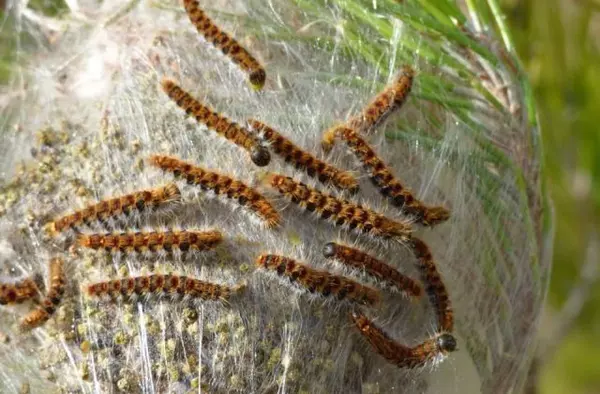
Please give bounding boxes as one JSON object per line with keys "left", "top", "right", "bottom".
{"left": 256, "top": 254, "right": 380, "bottom": 306}
{"left": 150, "top": 155, "right": 281, "bottom": 228}
{"left": 264, "top": 173, "right": 412, "bottom": 241}
{"left": 183, "top": 0, "right": 266, "bottom": 89}
{"left": 323, "top": 126, "right": 449, "bottom": 226}
{"left": 351, "top": 311, "right": 457, "bottom": 369}
{"left": 161, "top": 79, "right": 270, "bottom": 166}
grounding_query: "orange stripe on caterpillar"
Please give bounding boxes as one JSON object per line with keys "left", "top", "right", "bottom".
{"left": 256, "top": 254, "right": 380, "bottom": 306}
{"left": 160, "top": 79, "right": 270, "bottom": 166}
{"left": 410, "top": 237, "right": 453, "bottom": 333}
{"left": 322, "top": 242, "right": 422, "bottom": 298}
{"left": 0, "top": 277, "right": 39, "bottom": 305}
{"left": 329, "top": 126, "right": 449, "bottom": 226}
{"left": 249, "top": 119, "right": 358, "bottom": 192}
{"left": 351, "top": 312, "right": 457, "bottom": 369}
{"left": 85, "top": 274, "right": 241, "bottom": 302}
{"left": 48, "top": 183, "right": 181, "bottom": 235}
{"left": 149, "top": 155, "right": 280, "bottom": 228}
{"left": 20, "top": 258, "right": 66, "bottom": 331}
{"left": 182, "top": 0, "right": 266, "bottom": 89}
{"left": 263, "top": 173, "right": 412, "bottom": 241}
{"left": 347, "top": 66, "right": 414, "bottom": 134}
{"left": 77, "top": 230, "right": 223, "bottom": 254}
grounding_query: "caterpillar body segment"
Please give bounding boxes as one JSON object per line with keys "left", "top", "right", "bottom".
{"left": 0, "top": 277, "right": 40, "bottom": 305}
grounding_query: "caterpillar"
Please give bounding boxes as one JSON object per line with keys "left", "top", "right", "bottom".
{"left": 263, "top": 173, "right": 412, "bottom": 241}
{"left": 0, "top": 277, "right": 39, "bottom": 305}
{"left": 347, "top": 66, "right": 414, "bottom": 134}
{"left": 149, "top": 155, "right": 281, "bottom": 228}
{"left": 182, "top": 0, "right": 266, "bottom": 90}
{"left": 256, "top": 254, "right": 380, "bottom": 306}
{"left": 161, "top": 79, "right": 270, "bottom": 167}
{"left": 410, "top": 237, "right": 453, "bottom": 333}
{"left": 351, "top": 311, "right": 457, "bottom": 369}
{"left": 248, "top": 119, "right": 358, "bottom": 192}
{"left": 327, "top": 126, "right": 450, "bottom": 226}
{"left": 48, "top": 183, "right": 181, "bottom": 235}
{"left": 322, "top": 242, "right": 422, "bottom": 298}
{"left": 20, "top": 258, "right": 66, "bottom": 331}
{"left": 85, "top": 274, "right": 241, "bottom": 302}
{"left": 77, "top": 230, "right": 223, "bottom": 255}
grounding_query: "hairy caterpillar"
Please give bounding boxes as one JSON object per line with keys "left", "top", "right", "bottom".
{"left": 324, "top": 126, "right": 450, "bottom": 226}
{"left": 351, "top": 311, "right": 457, "bottom": 369}
{"left": 249, "top": 119, "right": 358, "bottom": 192}
{"left": 410, "top": 237, "right": 453, "bottom": 333}
{"left": 161, "top": 79, "right": 270, "bottom": 166}
{"left": 48, "top": 183, "right": 181, "bottom": 234}
{"left": 86, "top": 274, "right": 241, "bottom": 302}
{"left": 149, "top": 155, "right": 281, "bottom": 228}
{"left": 77, "top": 230, "right": 223, "bottom": 254}
{"left": 0, "top": 277, "right": 39, "bottom": 305}
{"left": 322, "top": 242, "right": 422, "bottom": 298}
{"left": 264, "top": 173, "right": 412, "bottom": 241}
{"left": 20, "top": 258, "right": 66, "bottom": 331}
{"left": 347, "top": 66, "right": 414, "bottom": 134}
{"left": 182, "top": 0, "right": 266, "bottom": 89}
{"left": 256, "top": 254, "right": 380, "bottom": 306}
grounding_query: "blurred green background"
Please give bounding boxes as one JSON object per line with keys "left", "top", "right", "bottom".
{"left": 1, "top": 0, "right": 599, "bottom": 392}
{"left": 503, "top": 0, "right": 600, "bottom": 393}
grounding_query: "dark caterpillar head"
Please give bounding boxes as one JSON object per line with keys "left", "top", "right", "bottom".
{"left": 436, "top": 333, "right": 457, "bottom": 353}
{"left": 249, "top": 68, "right": 266, "bottom": 90}
{"left": 322, "top": 242, "right": 337, "bottom": 258}
{"left": 251, "top": 145, "right": 271, "bottom": 167}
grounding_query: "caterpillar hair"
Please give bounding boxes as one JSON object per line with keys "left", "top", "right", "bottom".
{"left": 351, "top": 311, "right": 457, "bottom": 369}
{"left": 256, "top": 254, "right": 380, "bottom": 306}
{"left": 182, "top": 0, "right": 266, "bottom": 89}
{"left": 149, "top": 155, "right": 281, "bottom": 228}
{"left": 85, "top": 274, "right": 241, "bottom": 302}
{"left": 48, "top": 183, "right": 181, "bottom": 235}
{"left": 410, "top": 237, "right": 453, "bottom": 333}
{"left": 20, "top": 258, "right": 66, "bottom": 331}
{"left": 248, "top": 119, "right": 358, "bottom": 192}
{"left": 77, "top": 230, "right": 223, "bottom": 255}
{"left": 322, "top": 242, "right": 422, "bottom": 298}
{"left": 263, "top": 173, "right": 412, "bottom": 241}
{"left": 160, "top": 79, "right": 270, "bottom": 166}
{"left": 333, "top": 126, "right": 450, "bottom": 226}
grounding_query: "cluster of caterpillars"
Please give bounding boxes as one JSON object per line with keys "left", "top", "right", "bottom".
{"left": 47, "top": 182, "right": 242, "bottom": 303}
{"left": 161, "top": 0, "right": 455, "bottom": 370}
{"left": 7, "top": 0, "right": 457, "bottom": 377}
